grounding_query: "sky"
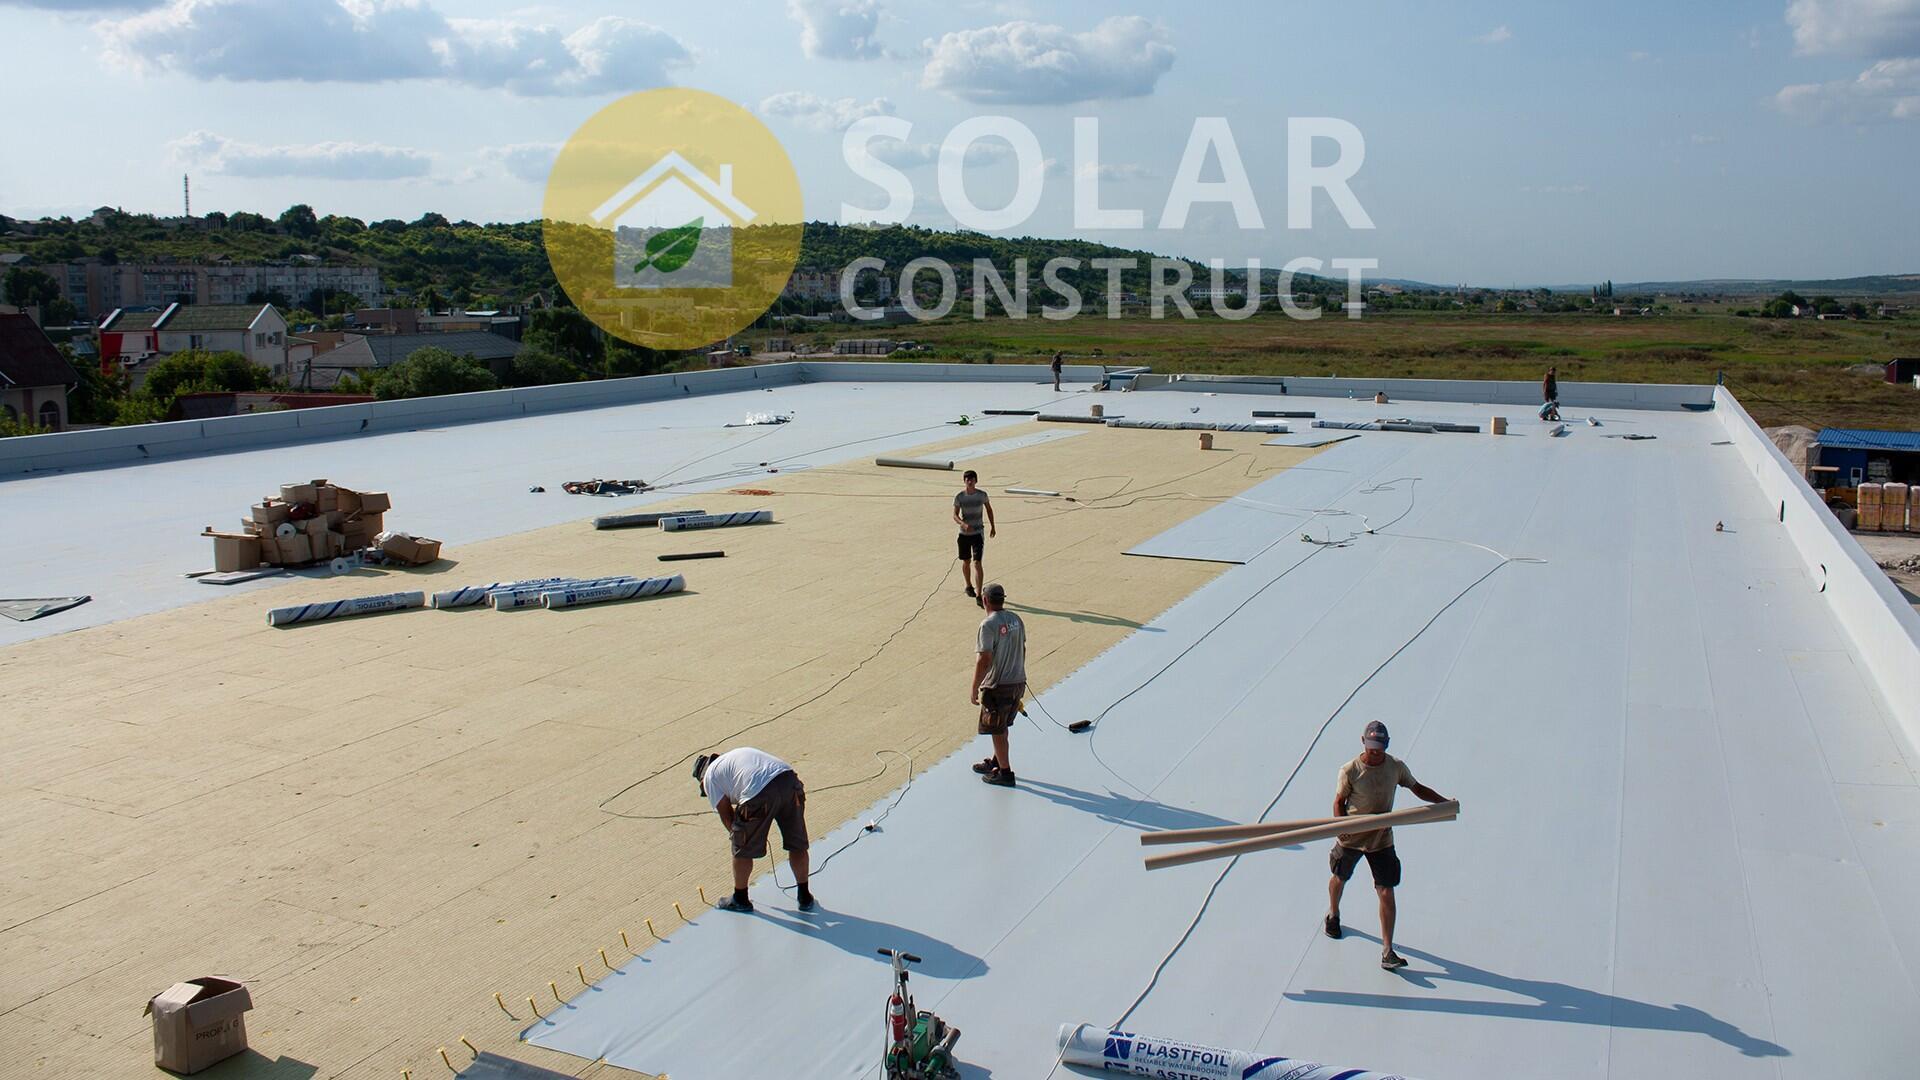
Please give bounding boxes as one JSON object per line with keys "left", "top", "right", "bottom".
{"left": 0, "top": 0, "right": 1916, "bottom": 285}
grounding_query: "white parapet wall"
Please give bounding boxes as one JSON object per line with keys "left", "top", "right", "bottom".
{"left": 1714, "top": 385, "right": 1920, "bottom": 748}
{"left": 1128, "top": 372, "right": 1717, "bottom": 410}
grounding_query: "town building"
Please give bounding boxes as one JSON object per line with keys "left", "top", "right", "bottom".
{"left": 0, "top": 311, "right": 81, "bottom": 430}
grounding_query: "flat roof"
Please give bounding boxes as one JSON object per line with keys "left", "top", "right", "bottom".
{"left": 2, "top": 368, "right": 1915, "bottom": 1079}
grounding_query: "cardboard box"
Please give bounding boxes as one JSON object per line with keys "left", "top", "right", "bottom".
{"left": 335, "top": 486, "right": 362, "bottom": 515}
{"left": 146, "top": 977, "right": 251, "bottom": 1075}
{"left": 277, "top": 533, "right": 313, "bottom": 565}
{"left": 280, "top": 483, "right": 319, "bottom": 506}
{"left": 379, "top": 534, "right": 441, "bottom": 566}
{"left": 323, "top": 531, "right": 346, "bottom": 558}
{"left": 344, "top": 512, "right": 384, "bottom": 547}
{"left": 323, "top": 510, "right": 346, "bottom": 530}
{"left": 204, "top": 531, "right": 262, "bottom": 573}
{"left": 250, "top": 501, "right": 291, "bottom": 527}
{"left": 302, "top": 518, "right": 329, "bottom": 542}
{"left": 316, "top": 486, "right": 338, "bottom": 513}
{"left": 356, "top": 490, "right": 392, "bottom": 514}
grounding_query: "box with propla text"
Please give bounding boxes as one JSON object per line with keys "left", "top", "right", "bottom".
{"left": 145, "top": 977, "right": 251, "bottom": 1074}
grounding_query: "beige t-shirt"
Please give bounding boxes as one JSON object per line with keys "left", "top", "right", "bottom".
{"left": 1334, "top": 753, "right": 1418, "bottom": 852}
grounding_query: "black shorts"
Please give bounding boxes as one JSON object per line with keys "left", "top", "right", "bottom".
{"left": 957, "top": 532, "right": 984, "bottom": 561}
{"left": 1329, "top": 843, "right": 1402, "bottom": 888}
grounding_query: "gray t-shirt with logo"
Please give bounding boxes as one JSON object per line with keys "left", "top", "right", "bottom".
{"left": 976, "top": 610, "right": 1026, "bottom": 689}
{"left": 954, "top": 489, "right": 990, "bottom": 535}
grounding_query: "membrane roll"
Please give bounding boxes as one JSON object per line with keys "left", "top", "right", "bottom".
{"left": 658, "top": 510, "right": 772, "bottom": 532}
{"left": 267, "top": 591, "right": 424, "bottom": 627}
{"left": 488, "top": 576, "right": 641, "bottom": 610}
{"left": 1055, "top": 1025, "right": 1414, "bottom": 1080}
{"left": 541, "top": 575, "right": 685, "bottom": 609}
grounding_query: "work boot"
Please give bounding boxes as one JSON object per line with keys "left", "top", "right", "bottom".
{"left": 796, "top": 886, "right": 816, "bottom": 912}
{"left": 1380, "top": 950, "right": 1407, "bottom": 971}
{"left": 1323, "top": 913, "right": 1342, "bottom": 940}
{"left": 715, "top": 893, "right": 753, "bottom": 913}
{"left": 981, "top": 767, "right": 1015, "bottom": 787}
{"left": 965, "top": 585, "right": 976, "bottom": 598}
{"left": 972, "top": 757, "right": 998, "bottom": 774}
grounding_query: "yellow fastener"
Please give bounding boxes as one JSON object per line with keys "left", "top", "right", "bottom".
{"left": 698, "top": 886, "right": 707, "bottom": 905}
{"left": 620, "top": 929, "right": 631, "bottom": 949}
{"left": 646, "top": 918, "right": 657, "bottom": 938}
{"left": 577, "top": 963, "right": 588, "bottom": 986}
{"left": 600, "top": 948, "right": 612, "bottom": 970}
{"left": 460, "top": 1036, "right": 478, "bottom": 1057}
{"left": 528, "top": 997, "right": 541, "bottom": 1019}
{"left": 673, "top": 901, "right": 686, "bottom": 921}
{"left": 438, "top": 1047, "right": 453, "bottom": 1071}
{"left": 549, "top": 980, "right": 562, "bottom": 1003}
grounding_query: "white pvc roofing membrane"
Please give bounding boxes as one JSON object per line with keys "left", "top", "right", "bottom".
{"left": 7, "top": 377, "right": 1918, "bottom": 1079}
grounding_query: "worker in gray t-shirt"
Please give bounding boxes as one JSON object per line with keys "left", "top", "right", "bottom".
{"left": 952, "top": 469, "right": 995, "bottom": 606}
{"left": 970, "top": 582, "right": 1026, "bottom": 786}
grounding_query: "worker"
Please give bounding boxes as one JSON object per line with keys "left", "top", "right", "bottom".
{"left": 970, "top": 582, "right": 1026, "bottom": 787}
{"left": 1051, "top": 350, "right": 1064, "bottom": 391}
{"left": 1323, "top": 720, "right": 1449, "bottom": 970}
{"left": 693, "top": 747, "right": 813, "bottom": 912}
{"left": 953, "top": 469, "right": 995, "bottom": 605}
{"left": 1540, "top": 366, "right": 1561, "bottom": 421}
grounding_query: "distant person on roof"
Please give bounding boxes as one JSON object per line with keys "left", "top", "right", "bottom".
{"left": 1051, "top": 350, "right": 1064, "bottom": 391}
{"left": 694, "top": 747, "right": 812, "bottom": 913}
{"left": 1323, "top": 720, "right": 1451, "bottom": 970}
{"left": 1540, "top": 366, "right": 1561, "bottom": 421}
{"left": 953, "top": 469, "right": 995, "bottom": 605}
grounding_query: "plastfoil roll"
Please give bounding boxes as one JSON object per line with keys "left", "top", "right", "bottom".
{"left": 1055, "top": 1024, "right": 1414, "bottom": 1080}
{"left": 267, "top": 591, "right": 424, "bottom": 627}
{"left": 592, "top": 508, "right": 707, "bottom": 530}
{"left": 875, "top": 457, "right": 953, "bottom": 470}
{"left": 541, "top": 574, "right": 685, "bottom": 609}
{"left": 433, "top": 577, "right": 575, "bottom": 609}
{"left": 658, "top": 510, "right": 772, "bottom": 532}
{"left": 488, "top": 576, "right": 640, "bottom": 611}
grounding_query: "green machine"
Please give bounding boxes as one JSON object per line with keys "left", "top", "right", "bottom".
{"left": 878, "top": 948, "right": 960, "bottom": 1079}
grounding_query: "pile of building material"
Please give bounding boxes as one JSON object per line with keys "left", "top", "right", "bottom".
{"left": 202, "top": 480, "right": 440, "bottom": 572}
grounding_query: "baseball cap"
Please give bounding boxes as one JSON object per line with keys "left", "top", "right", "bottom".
{"left": 983, "top": 582, "right": 1006, "bottom": 604}
{"left": 692, "top": 752, "right": 716, "bottom": 794}
{"left": 1361, "top": 721, "right": 1390, "bottom": 749}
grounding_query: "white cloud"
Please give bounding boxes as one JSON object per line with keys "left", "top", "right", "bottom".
{"left": 868, "top": 137, "right": 1012, "bottom": 168}
{"left": 787, "top": 0, "right": 883, "bottom": 60}
{"left": 1786, "top": 0, "right": 1920, "bottom": 57}
{"left": 1628, "top": 49, "right": 1652, "bottom": 62}
{"left": 169, "top": 130, "right": 431, "bottom": 180}
{"left": 482, "top": 142, "right": 561, "bottom": 184}
{"left": 759, "top": 91, "right": 894, "bottom": 131}
{"left": 921, "top": 16, "right": 1175, "bottom": 104}
{"left": 1078, "top": 161, "right": 1153, "bottom": 180}
{"left": 98, "top": 1, "right": 689, "bottom": 95}
{"left": 7, "top": 0, "right": 161, "bottom": 9}
{"left": 1477, "top": 25, "right": 1513, "bottom": 44}
{"left": 1775, "top": 56, "right": 1920, "bottom": 120}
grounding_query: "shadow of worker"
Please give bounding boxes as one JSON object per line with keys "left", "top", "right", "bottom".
{"left": 1286, "top": 936, "right": 1788, "bottom": 1058}
{"left": 1016, "top": 778, "right": 1238, "bottom": 834}
{"left": 754, "top": 905, "right": 988, "bottom": 981}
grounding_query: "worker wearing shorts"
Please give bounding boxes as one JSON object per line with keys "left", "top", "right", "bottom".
{"left": 1323, "top": 721, "right": 1450, "bottom": 970}
{"left": 971, "top": 583, "right": 1026, "bottom": 787}
{"left": 694, "top": 747, "right": 812, "bottom": 913}
{"left": 953, "top": 470, "right": 994, "bottom": 604}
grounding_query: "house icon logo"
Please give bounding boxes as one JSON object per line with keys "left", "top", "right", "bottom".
{"left": 542, "top": 87, "right": 803, "bottom": 350}
{"left": 592, "top": 152, "right": 757, "bottom": 290}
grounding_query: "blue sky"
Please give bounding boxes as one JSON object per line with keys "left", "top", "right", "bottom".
{"left": 1, "top": 0, "right": 1915, "bottom": 285}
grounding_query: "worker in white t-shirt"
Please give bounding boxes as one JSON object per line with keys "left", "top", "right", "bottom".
{"left": 692, "top": 747, "right": 813, "bottom": 912}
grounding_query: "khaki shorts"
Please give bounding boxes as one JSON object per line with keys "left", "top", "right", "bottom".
{"left": 730, "top": 770, "right": 808, "bottom": 860}
{"left": 978, "top": 683, "right": 1024, "bottom": 735}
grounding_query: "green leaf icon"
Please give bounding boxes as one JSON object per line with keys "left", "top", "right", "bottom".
{"left": 633, "top": 217, "right": 703, "bottom": 275}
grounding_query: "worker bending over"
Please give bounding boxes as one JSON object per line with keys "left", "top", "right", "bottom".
{"left": 1324, "top": 721, "right": 1450, "bottom": 970}
{"left": 694, "top": 747, "right": 813, "bottom": 912}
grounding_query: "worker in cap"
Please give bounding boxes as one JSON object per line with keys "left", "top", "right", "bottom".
{"left": 1324, "top": 720, "right": 1450, "bottom": 970}
{"left": 970, "top": 582, "right": 1026, "bottom": 787}
{"left": 693, "top": 747, "right": 813, "bottom": 913}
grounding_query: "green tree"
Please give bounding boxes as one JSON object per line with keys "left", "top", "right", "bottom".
{"left": 60, "top": 345, "right": 127, "bottom": 424}
{"left": 141, "top": 349, "right": 273, "bottom": 403}
{"left": 525, "top": 306, "right": 601, "bottom": 369}
{"left": 506, "top": 347, "right": 584, "bottom": 388}
{"left": 4, "top": 267, "right": 61, "bottom": 314}
{"left": 0, "top": 413, "right": 51, "bottom": 438}
{"left": 374, "top": 347, "right": 498, "bottom": 399}
{"left": 278, "top": 203, "right": 320, "bottom": 237}
{"left": 246, "top": 287, "right": 294, "bottom": 308}
{"left": 304, "top": 287, "right": 361, "bottom": 314}
{"left": 604, "top": 336, "right": 674, "bottom": 378}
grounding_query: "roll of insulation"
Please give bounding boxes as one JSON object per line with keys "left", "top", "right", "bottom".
{"left": 1108, "top": 420, "right": 1287, "bottom": 434}
{"left": 1054, "top": 1025, "right": 1415, "bottom": 1080}
{"left": 658, "top": 510, "right": 772, "bottom": 532}
{"left": 1252, "top": 410, "right": 1316, "bottom": 418}
{"left": 274, "top": 522, "right": 298, "bottom": 538}
{"left": 542, "top": 575, "right": 685, "bottom": 609}
{"left": 592, "top": 508, "right": 707, "bottom": 530}
{"left": 1035, "top": 413, "right": 1108, "bottom": 424}
{"left": 267, "top": 590, "right": 424, "bottom": 627}
{"left": 434, "top": 576, "right": 575, "bottom": 609}
{"left": 875, "top": 457, "right": 953, "bottom": 470}
{"left": 487, "top": 576, "right": 641, "bottom": 610}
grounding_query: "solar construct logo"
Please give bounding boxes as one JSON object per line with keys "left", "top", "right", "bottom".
{"left": 543, "top": 88, "right": 804, "bottom": 350}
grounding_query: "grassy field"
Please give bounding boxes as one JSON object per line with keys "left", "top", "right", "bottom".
{"left": 768, "top": 310, "right": 1920, "bottom": 430}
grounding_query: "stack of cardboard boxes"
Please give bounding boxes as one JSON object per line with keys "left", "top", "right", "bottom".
{"left": 202, "top": 480, "right": 438, "bottom": 572}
